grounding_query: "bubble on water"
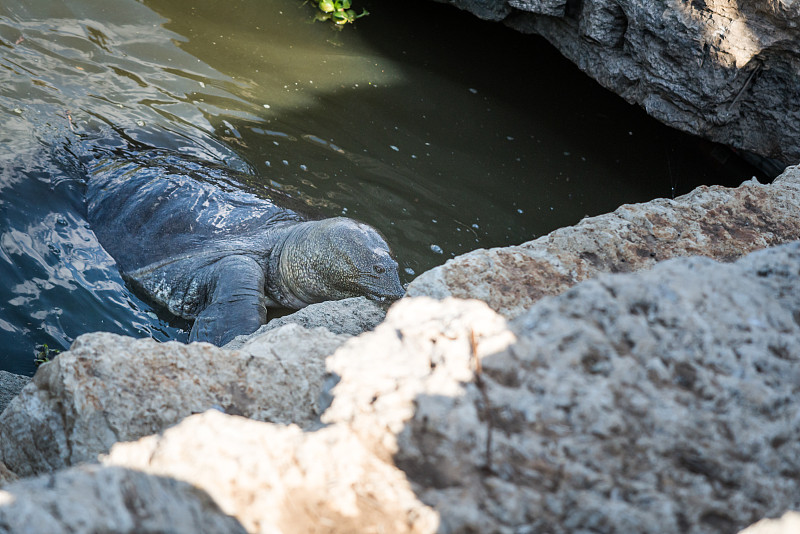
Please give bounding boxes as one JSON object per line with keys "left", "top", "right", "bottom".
{"left": 282, "top": 160, "right": 289, "bottom": 166}
{"left": 404, "top": 267, "right": 416, "bottom": 275}
{"left": 430, "top": 244, "right": 443, "bottom": 254}
{"left": 390, "top": 145, "right": 399, "bottom": 152}
{"left": 265, "top": 161, "right": 271, "bottom": 167}
{"left": 263, "top": 104, "right": 271, "bottom": 109}
{"left": 300, "top": 164, "right": 308, "bottom": 171}
{"left": 136, "top": 120, "right": 145, "bottom": 127}
{"left": 468, "top": 88, "right": 478, "bottom": 94}
{"left": 517, "top": 209, "right": 523, "bottom": 214}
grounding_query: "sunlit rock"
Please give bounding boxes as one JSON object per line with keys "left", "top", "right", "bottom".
{"left": 103, "top": 411, "right": 439, "bottom": 534}
{"left": 330, "top": 242, "right": 800, "bottom": 532}
{"left": 0, "top": 324, "right": 347, "bottom": 477}
{"left": 2, "top": 241, "right": 799, "bottom": 532}
{"left": 224, "top": 296, "right": 386, "bottom": 350}
{"left": 738, "top": 512, "right": 800, "bottom": 534}
{"left": 408, "top": 164, "right": 800, "bottom": 318}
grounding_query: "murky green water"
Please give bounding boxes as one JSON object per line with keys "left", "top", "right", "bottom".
{"left": 0, "top": 0, "right": 763, "bottom": 375}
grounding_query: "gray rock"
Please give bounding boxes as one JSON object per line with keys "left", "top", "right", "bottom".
{"left": 0, "top": 370, "right": 30, "bottom": 416}
{"left": 407, "top": 165, "right": 800, "bottom": 319}
{"left": 224, "top": 296, "right": 386, "bottom": 350}
{"left": 0, "top": 464, "right": 246, "bottom": 533}
{"left": 104, "top": 411, "right": 438, "bottom": 534}
{"left": 0, "top": 324, "right": 346, "bottom": 477}
{"left": 436, "top": 0, "right": 800, "bottom": 163}
{"left": 327, "top": 242, "right": 800, "bottom": 533}
{"left": 0, "top": 462, "right": 17, "bottom": 487}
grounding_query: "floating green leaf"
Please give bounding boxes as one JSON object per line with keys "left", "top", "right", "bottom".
{"left": 309, "top": 0, "right": 368, "bottom": 26}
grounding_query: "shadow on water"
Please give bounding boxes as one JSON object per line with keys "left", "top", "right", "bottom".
{"left": 0, "top": 0, "right": 765, "bottom": 375}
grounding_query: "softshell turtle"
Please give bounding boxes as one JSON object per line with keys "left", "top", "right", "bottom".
{"left": 86, "top": 149, "right": 405, "bottom": 346}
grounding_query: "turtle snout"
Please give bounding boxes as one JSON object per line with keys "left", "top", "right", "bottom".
{"left": 373, "top": 268, "right": 405, "bottom": 302}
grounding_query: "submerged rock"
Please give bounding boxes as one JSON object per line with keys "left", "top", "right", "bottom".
{"left": 0, "top": 324, "right": 347, "bottom": 477}
{"left": 408, "top": 164, "right": 800, "bottom": 318}
{"left": 437, "top": 0, "right": 800, "bottom": 164}
{"left": 0, "top": 465, "right": 247, "bottom": 533}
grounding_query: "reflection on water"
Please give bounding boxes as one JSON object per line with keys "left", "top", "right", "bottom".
{"left": 0, "top": 0, "right": 763, "bottom": 375}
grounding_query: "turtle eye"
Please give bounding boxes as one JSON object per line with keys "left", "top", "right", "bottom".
{"left": 373, "top": 265, "right": 385, "bottom": 274}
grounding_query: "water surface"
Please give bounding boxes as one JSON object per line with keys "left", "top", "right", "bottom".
{"left": 0, "top": 0, "right": 763, "bottom": 374}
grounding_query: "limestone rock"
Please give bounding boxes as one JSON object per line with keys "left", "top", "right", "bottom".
{"left": 224, "top": 296, "right": 385, "bottom": 350}
{"left": 738, "top": 512, "right": 800, "bottom": 534}
{"left": 407, "top": 165, "right": 800, "bottom": 319}
{"left": 0, "top": 465, "right": 246, "bottom": 533}
{"left": 0, "top": 324, "right": 345, "bottom": 477}
{"left": 103, "top": 410, "right": 439, "bottom": 534}
{"left": 438, "top": 0, "right": 800, "bottom": 163}
{"left": 0, "top": 370, "right": 30, "bottom": 416}
{"left": 328, "top": 242, "right": 800, "bottom": 533}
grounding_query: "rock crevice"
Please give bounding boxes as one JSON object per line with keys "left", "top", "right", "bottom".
{"left": 437, "top": 0, "right": 800, "bottom": 164}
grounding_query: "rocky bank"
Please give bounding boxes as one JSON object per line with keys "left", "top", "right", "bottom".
{"left": 433, "top": 0, "right": 800, "bottom": 165}
{"left": 0, "top": 166, "right": 799, "bottom": 532}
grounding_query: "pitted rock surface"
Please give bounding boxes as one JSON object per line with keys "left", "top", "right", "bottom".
{"left": 0, "top": 464, "right": 247, "bottom": 533}
{"left": 103, "top": 411, "right": 438, "bottom": 534}
{"left": 408, "top": 165, "right": 800, "bottom": 318}
{"left": 0, "top": 324, "right": 346, "bottom": 477}
{"left": 329, "top": 242, "right": 800, "bottom": 533}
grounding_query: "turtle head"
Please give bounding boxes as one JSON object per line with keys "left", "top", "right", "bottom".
{"left": 279, "top": 217, "right": 405, "bottom": 308}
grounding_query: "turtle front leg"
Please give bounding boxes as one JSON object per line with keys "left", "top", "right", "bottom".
{"left": 189, "top": 255, "right": 267, "bottom": 346}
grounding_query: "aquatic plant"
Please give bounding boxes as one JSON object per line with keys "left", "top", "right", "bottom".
{"left": 34, "top": 344, "right": 60, "bottom": 366}
{"left": 313, "top": 0, "right": 368, "bottom": 25}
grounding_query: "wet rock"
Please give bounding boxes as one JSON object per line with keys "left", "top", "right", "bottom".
{"left": 0, "top": 370, "right": 30, "bottom": 415}
{"left": 224, "top": 296, "right": 385, "bottom": 350}
{"left": 0, "top": 465, "right": 247, "bottom": 533}
{"left": 738, "top": 512, "right": 800, "bottom": 534}
{"left": 103, "top": 411, "right": 438, "bottom": 534}
{"left": 328, "top": 241, "right": 800, "bottom": 532}
{"left": 438, "top": 0, "right": 800, "bottom": 163}
{"left": 0, "top": 324, "right": 346, "bottom": 477}
{"left": 407, "top": 165, "right": 800, "bottom": 319}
